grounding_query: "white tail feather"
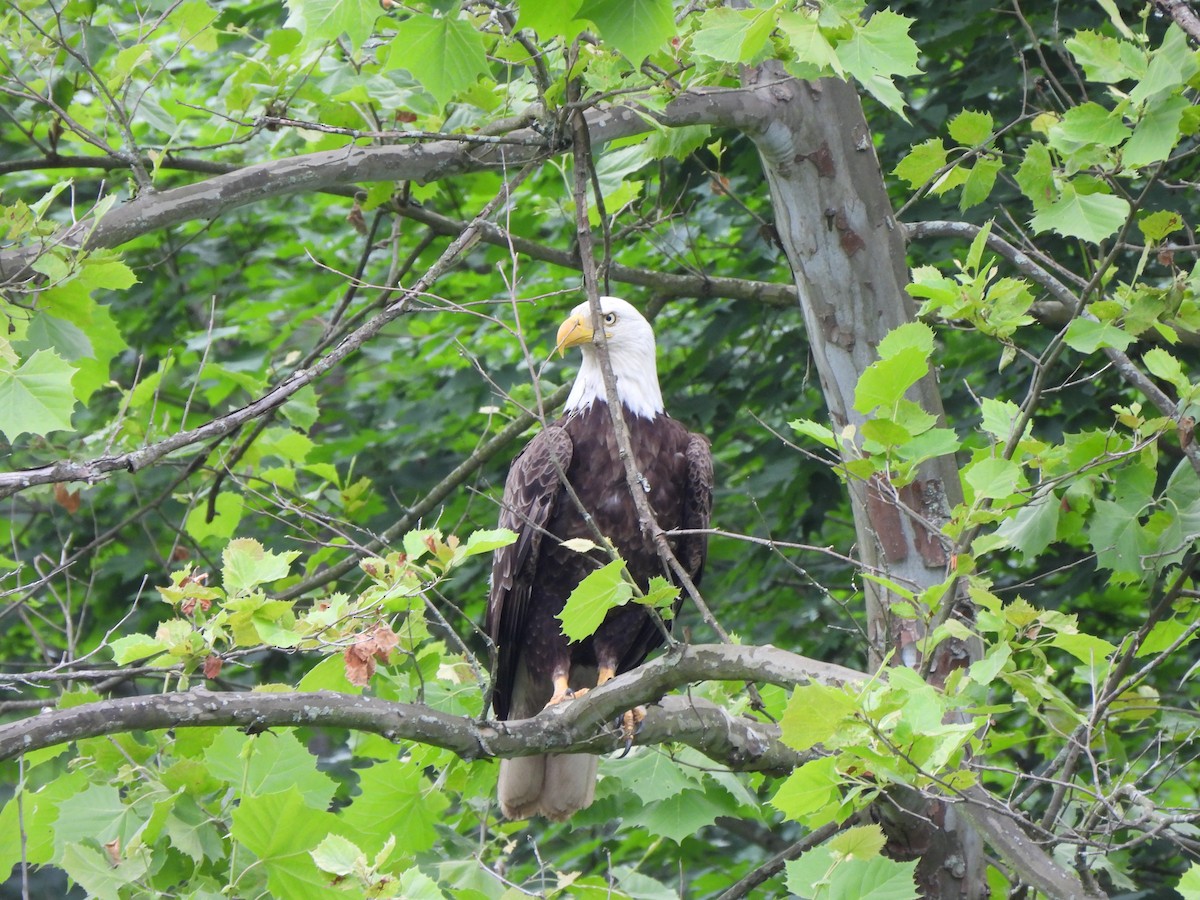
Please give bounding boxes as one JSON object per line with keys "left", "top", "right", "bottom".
{"left": 498, "top": 754, "right": 597, "bottom": 821}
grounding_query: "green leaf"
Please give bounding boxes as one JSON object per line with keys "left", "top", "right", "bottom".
{"left": 516, "top": 0, "right": 583, "bottom": 36}
{"left": 771, "top": 755, "right": 841, "bottom": 825}
{"left": 310, "top": 833, "right": 363, "bottom": 877}
{"left": 463, "top": 528, "right": 518, "bottom": 557}
{"left": 1063, "top": 318, "right": 1134, "bottom": 353}
{"left": 892, "top": 138, "right": 947, "bottom": 189}
{"left": 964, "top": 457, "right": 1021, "bottom": 500}
{"left": 1178, "top": 861, "right": 1200, "bottom": 900}
{"left": 854, "top": 347, "right": 929, "bottom": 414}
{"left": 948, "top": 110, "right": 994, "bottom": 146}
{"left": 221, "top": 538, "right": 300, "bottom": 596}
{"left": 185, "top": 492, "right": 245, "bottom": 542}
{"left": 0, "top": 349, "right": 78, "bottom": 440}
{"left": 1138, "top": 210, "right": 1184, "bottom": 243}
{"left": 385, "top": 14, "right": 490, "bottom": 106}
{"left": 1124, "top": 95, "right": 1188, "bottom": 167}
{"left": 628, "top": 787, "right": 729, "bottom": 844}
{"left": 339, "top": 759, "right": 446, "bottom": 855}
{"left": 230, "top": 788, "right": 345, "bottom": 899}
{"left": 557, "top": 559, "right": 633, "bottom": 641}
{"left": 835, "top": 10, "right": 921, "bottom": 116}
{"left": 780, "top": 683, "right": 858, "bottom": 751}
{"left": 777, "top": 10, "right": 843, "bottom": 75}
{"left": 987, "top": 491, "right": 1059, "bottom": 561}
{"left": 790, "top": 417, "right": 838, "bottom": 448}
{"left": 610, "top": 751, "right": 702, "bottom": 804}
{"left": 60, "top": 843, "right": 149, "bottom": 900}
{"left": 1065, "top": 30, "right": 1144, "bottom": 83}
{"left": 1130, "top": 25, "right": 1198, "bottom": 106}
{"left": 109, "top": 632, "right": 170, "bottom": 664}
{"left": 205, "top": 730, "right": 337, "bottom": 808}
{"left": 1142, "top": 347, "right": 1190, "bottom": 393}
{"left": 979, "top": 397, "right": 1022, "bottom": 441}
{"left": 1029, "top": 184, "right": 1130, "bottom": 244}
{"left": 1015, "top": 142, "right": 1054, "bottom": 211}
{"left": 639, "top": 575, "right": 679, "bottom": 613}
{"left": 959, "top": 157, "right": 1002, "bottom": 210}
{"left": 283, "top": 0, "right": 379, "bottom": 50}
{"left": 1089, "top": 499, "right": 1149, "bottom": 577}
{"left": 829, "top": 824, "right": 886, "bottom": 860}
{"left": 691, "top": 8, "right": 773, "bottom": 63}
{"left": 1052, "top": 102, "right": 1131, "bottom": 149}
{"left": 577, "top": 0, "right": 675, "bottom": 64}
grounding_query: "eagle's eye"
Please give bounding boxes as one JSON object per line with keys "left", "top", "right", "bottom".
{"left": 603, "top": 312, "right": 617, "bottom": 325}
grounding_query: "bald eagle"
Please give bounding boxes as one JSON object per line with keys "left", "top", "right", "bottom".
{"left": 487, "top": 296, "right": 713, "bottom": 821}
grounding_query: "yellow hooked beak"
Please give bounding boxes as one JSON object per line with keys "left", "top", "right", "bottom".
{"left": 554, "top": 314, "right": 594, "bottom": 357}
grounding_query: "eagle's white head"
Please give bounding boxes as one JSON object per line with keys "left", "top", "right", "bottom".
{"left": 556, "top": 296, "right": 664, "bottom": 420}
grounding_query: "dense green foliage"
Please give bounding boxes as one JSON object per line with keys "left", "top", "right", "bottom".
{"left": 1, "top": 0, "right": 1199, "bottom": 897}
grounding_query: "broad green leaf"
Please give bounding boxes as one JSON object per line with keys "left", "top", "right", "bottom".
{"left": 627, "top": 787, "right": 730, "bottom": 844}
{"left": 829, "top": 824, "right": 886, "bottom": 861}
{"left": 691, "top": 8, "right": 773, "bottom": 63}
{"left": 385, "top": 14, "right": 490, "bottom": 106}
{"left": 1130, "top": 25, "right": 1198, "bottom": 106}
{"left": 835, "top": 10, "right": 921, "bottom": 116}
{"left": 1050, "top": 631, "right": 1117, "bottom": 665}
{"left": 771, "top": 755, "right": 841, "bottom": 824}
{"left": 968, "top": 643, "right": 1012, "bottom": 686}
{"left": 639, "top": 575, "right": 679, "bottom": 613}
{"left": 310, "top": 834, "right": 362, "bottom": 877}
{"left": 987, "top": 490, "right": 1059, "bottom": 561}
{"left": 1052, "top": 102, "right": 1130, "bottom": 149}
{"left": 964, "top": 456, "right": 1021, "bottom": 500}
{"left": 109, "top": 632, "right": 170, "bottom": 664}
{"left": 948, "top": 110, "right": 994, "bottom": 146}
{"left": 1064, "top": 30, "right": 1144, "bottom": 83}
{"left": 979, "top": 397, "right": 1022, "bottom": 441}
{"left": 790, "top": 417, "right": 838, "bottom": 448}
{"left": 780, "top": 683, "right": 859, "bottom": 751}
{"left": 1063, "top": 318, "right": 1134, "bottom": 353}
{"left": 854, "top": 346, "right": 929, "bottom": 414}
{"left": 221, "top": 538, "right": 300, "bottom": 596}
{"left": 283, "top": 0, "right": 378, "bottom": 50}
{"left": 516, "top": 0, "right": 584, "bottom": 36}
{"left": 1138, "top": 210, "right": 1184, "bottom": 243}
{"left": 577, "top": 0, "right": 675, "bottom": 64}
{"left": 0, "top": 349, "right": 77, "bottom": 439}
{"left": 60, "top": 843, "right": 149, "bottom": 900}
{"left": 339, "top": 758, "right": 446, "bottom": 855}
{"left": 1029, "top": 184, "right": 1130, "bottom": 244}
{"left": 1142, "top": 347, "right": 1190, "bottom": 393}
{"left": 1015, "top": 142, "right": 1054, "bottom": 211}
{"left": 892, "top": 138, "right": 947, "bottom": 189}
{"left": 960, "top": 157, "right": 1002, "bottom": 210}
{"left": 1137, "top": 617, "right": 1196, "bottom": 658}
{"left": 610, "top": 750, "right": 702, "bottom": 804}
{"left": 463, "top": 528, "right": 518, "bottom": 557}
{"left": 1178, "top": 862, "right": 1200, "bottom": 900}
{"left": 778, "top": 10, "right": 843, "bottom": 75}
{"left": 205, "top": 730, "right": 337, "bottom": 808}
{"left": 558, "top": 559, "right": 633, "bottom": 641}
{"left": 230, "top": 788, "right": 345, "bottom": 899}
{"left": 185, "top": 492, "right": 245, "bottom": 542}
{"left": 878, "top": 322, "right": 935, "bottom": 360}
{"left": 1124, "top": 95, "right": 1188, "bottom": 167}
{"left": 1089, "top": 499, "right": 1149, "bottom": 577}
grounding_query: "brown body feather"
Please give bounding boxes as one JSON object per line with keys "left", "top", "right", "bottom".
{"left": 487, "top": 402, "right": 712, "bottom": 820}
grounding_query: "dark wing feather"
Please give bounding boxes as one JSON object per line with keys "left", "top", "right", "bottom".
{"left": 680, "top": 433, "right": 714, "bottom": 581}
{"left": 487, "top": 425, "right": 573, "bottom": 720}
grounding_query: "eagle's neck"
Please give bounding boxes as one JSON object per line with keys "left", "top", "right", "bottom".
{"left": 564, "top": 342, "right": 664, "bottom": 421}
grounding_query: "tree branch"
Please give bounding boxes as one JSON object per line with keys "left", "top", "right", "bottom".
{"left": 0, "top": 86, "right": 782, "bottom": 285}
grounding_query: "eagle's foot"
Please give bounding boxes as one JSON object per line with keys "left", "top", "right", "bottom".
{"left": 615, "top": 705, "right": 646, "bottom": 758}
{"left": 546, "top": 675, "right": 582, "bottom": 708}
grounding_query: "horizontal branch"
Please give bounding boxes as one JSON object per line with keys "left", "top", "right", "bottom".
{"left": 0, "top": 639, "right": 1098, "bottom": 897}
{"left": 395, "top": 201, "right": 797, "bottom": 307}
{"left": 0, "top": 643, "right": 853, "bottom": 765}
{"left": 0, "top": 86, "right": 781, "bottom": 285}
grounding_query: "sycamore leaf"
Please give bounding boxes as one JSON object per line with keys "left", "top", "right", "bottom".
{"left": 516, "top": 0, "right": 584, "bottom": 36}
{"left": 558, "top": 560, "right": 633, "bottom": 641}
{"left": 892, "top": 138, "right": 947, "bottom": 189}
{"left": 627, "top": 787, "right": 730, "bottom": 844}
{"left": 854, "top": 347, "right": 928, "bottom": 414}
{"left": 577, "top": 0, "right": 674, "bottom": 64}
{"left": 777, "top": 10, "right": 843, "bottom": 75}
{"left": 1177, "top": 861, "right": 1200, "bottom": 900}
{"left": 1063, "top": 318, "right": 1134, "bottom": 353}
{"left": 780, "top": 683, "right": 858, "bottom": 751}
{"left": 986, "top": 490, "right": 1059, "bottom": 561}
{"left": 691, "top": 8, "right": 773, "bottom": 63}
{"left": 964, "top": 457, "right": 1021, "bottom": 500}
{"left": 1124, "top": 95, "right": 1188, "bottom": 167}
{"left": 0, "top": 349, "right": 77, "bottom": 440}
{"left": 283, "top": 0, "right": 378, "bottom": 50}
{"left": 771, "top": 756, "right": 842, "bottom": 826}
{"left": 385, "top": 14, "right": 490, "bottom": 106}
{"left": 1029, "top": 184, "right": 1130, "bottom": 244}
{"left": 960, "top": 157, "right": 1002, "bottom": 210}
{"left": 1138, "top": 210, "right": 1183, "bottom": 243}
{"left": 222, "top": 538, "right": 301, "bottom": 596}
{"left": 948, "top": 110, "right": 994, "bottom": 146}
{"left": 463, "top": 528, "right": 517, "bottom": 556}
{"left": 310, "top": 834, "right": 362, "bottom": 877}
{"left": 835, "top": 10, "right": 920, "bottom": 116}
{"left": 829, "top": 824, "right": 886, "bottom": 861}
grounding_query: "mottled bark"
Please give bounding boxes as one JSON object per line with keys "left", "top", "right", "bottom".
{"left": 742, "top": 67, "right": 984, "bottom": 897}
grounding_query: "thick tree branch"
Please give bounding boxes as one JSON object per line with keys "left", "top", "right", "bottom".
{"left": 1153, "top": 0, "right": 1200, "bottom": 43}
{"left": 0, "top": 87, "right": 781, "bottom": 285}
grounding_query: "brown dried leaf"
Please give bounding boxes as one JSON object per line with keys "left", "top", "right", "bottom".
{"left": 53, "top": 482, "right": 81, "bottom": 515}
{"left": 203, "top": 654, "right": 223, "bottom": 680}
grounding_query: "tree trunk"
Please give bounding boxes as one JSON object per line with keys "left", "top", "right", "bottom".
{"left": 744, "top": 67, "right": 985, "bottom": 898}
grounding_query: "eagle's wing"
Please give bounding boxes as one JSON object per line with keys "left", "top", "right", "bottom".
{"left": 487, "top": 425, "right": 573, "bottom": 720}
{"left": 680, "top": 432, "right": 714, "bottom": 582}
